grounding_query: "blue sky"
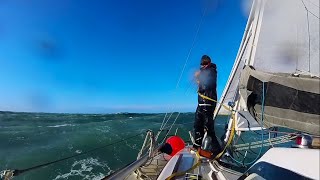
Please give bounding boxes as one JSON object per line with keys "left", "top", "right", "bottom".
{"left": 0, "top": 0, "right": 248, "bottom": 113}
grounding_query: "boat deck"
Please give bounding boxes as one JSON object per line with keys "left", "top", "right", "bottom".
{"left": 125, "top": 147, "right": 243, "bottom": 180}
{"left": 125, "top": 153, "right": 168, "bottom": 180}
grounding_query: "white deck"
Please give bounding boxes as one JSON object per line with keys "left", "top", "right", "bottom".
{"left": 253, "top": 148, "right": 320, "bottom": 180}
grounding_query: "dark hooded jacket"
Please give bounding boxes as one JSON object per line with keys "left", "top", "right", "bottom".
{"left": 197, "top": 63, "right": 217, "bottom": 105}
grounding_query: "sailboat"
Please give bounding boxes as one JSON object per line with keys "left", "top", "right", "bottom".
{"left": 104, "top": 0, "right": 320, "bottom": 179}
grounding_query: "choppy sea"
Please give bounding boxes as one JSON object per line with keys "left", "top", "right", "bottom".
{"left": 0, "top": 111, "right": 294, "bottom": 180}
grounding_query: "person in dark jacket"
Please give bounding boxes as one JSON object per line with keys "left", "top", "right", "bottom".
{"left": 193, "top": 55, "right": 221, "bottom": 156}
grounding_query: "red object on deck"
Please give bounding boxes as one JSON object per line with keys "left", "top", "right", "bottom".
{"left": 296, "top": 136, "right": 302, "bottom": 145}
{"left": 166, "top": 136, "right": 185, "bottom": 156}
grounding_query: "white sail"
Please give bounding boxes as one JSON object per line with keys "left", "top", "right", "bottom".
{"left": 216, "top": 0, "right": 320, "bottom": 135}
{"left": 250, "top": 0, "right": 320, "bottom": 77}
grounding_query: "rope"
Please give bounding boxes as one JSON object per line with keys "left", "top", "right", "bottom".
{"left": 159, "top": 92, "right": 236, "bottom": 155}
{"left": 7, "top": 132, "right": 144, "bottom": 177}
{"left": 213, "top": 112, "right": 236, "bottom": 160}
{"left": 194, "top": 92, "right": 236, "bottom": 160}
{"left": 137, "top": 131, "right": 152, "bottom": 159}
{"left": 198, "top": 93, "right": 233, "bottom": 112}
{"left": 164, "top": 121, "right": 239, "bottom": 180}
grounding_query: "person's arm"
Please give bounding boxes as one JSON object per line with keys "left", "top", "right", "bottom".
{"left": 194, "top": 71, "right": 200, "bottom": 84}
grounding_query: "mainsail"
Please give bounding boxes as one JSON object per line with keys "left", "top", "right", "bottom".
{"left": 215, "top": 0, "right": 320, "bottom": 135}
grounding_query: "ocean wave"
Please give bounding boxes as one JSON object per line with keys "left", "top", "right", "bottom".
{"left": 53, "top": 157, "right": 113, "bottom": 180}
{"left": 47, "top": 124, "right": 75, "bottom": 128}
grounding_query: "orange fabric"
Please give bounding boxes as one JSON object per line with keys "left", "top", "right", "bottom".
{"left": 198, "top": 148, "right": 213, "bottom": 159}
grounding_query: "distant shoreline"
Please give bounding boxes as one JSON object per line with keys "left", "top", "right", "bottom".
{"left": 0, "top": 110, "right": 191, "bottom": 115}
{"left": 0, "top": 110, "right": 229, "bottom": 116}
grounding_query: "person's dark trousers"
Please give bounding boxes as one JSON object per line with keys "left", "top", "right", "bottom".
{"left": 194, "top": 105, "right": 221, "bottom": 154}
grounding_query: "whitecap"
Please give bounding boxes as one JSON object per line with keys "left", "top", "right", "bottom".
{"left": 47, "top": 124, "right": 75, "bottom": 128}
{"left": 53, "top": 157, "right": 113, "bottom": 180}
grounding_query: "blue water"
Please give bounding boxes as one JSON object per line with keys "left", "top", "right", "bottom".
{"left": 0, "top": 111, "right": 295, "bottom": 179}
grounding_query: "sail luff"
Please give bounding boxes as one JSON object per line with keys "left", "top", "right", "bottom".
{"left": 247, "top": 0, "right": 265, "bottom": 66}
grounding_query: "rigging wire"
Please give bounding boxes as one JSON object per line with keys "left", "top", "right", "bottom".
{"left": 175, "top": 7, "right": 208, "bottom": 89}
{"left": 157, "top": 5, "right": 209, "bottom": 138}
{"left": 159, "top": 112, "right": 169, "bottom": 130}
{"left": 159, "top": 111, "right": 175, "bottom": 131}
{"left": 156, "top": 79, "right": 197, "bottom": 141}
{"left": 161, "top": 113, "right": 181, "bottom": 144}
{"left": 157, "top": 75, "right": 198, "bottom": 141}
